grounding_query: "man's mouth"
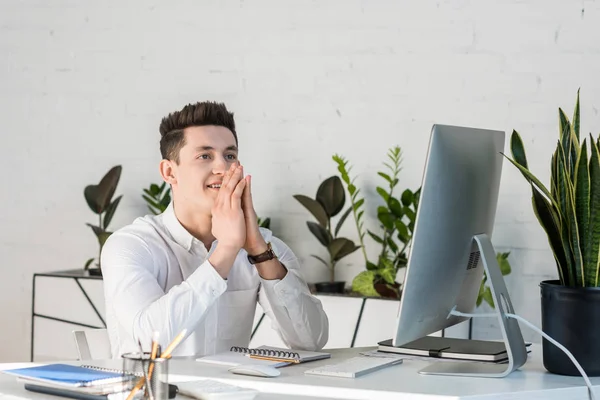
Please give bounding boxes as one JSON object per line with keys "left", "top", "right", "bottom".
{"left": 207, "top": 184, "right": 222, "bottom": 189}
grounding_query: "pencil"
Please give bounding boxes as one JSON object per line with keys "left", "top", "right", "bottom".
{"left": 126, "top": 329, "right": 187, "bottom": 400}
{"left": 248, "top": 354, "right": 300, "bottom": 364}
{"left": 146, "top": 332, "right": 160, "bottom": 382}
{"left": 160, "top": 329, "right": 188, "bottom": 359}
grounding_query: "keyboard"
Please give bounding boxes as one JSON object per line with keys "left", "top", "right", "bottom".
{"left": 176, "top": 379, "right": 259, "bottom": 400}
{"left": 304, "top": 356, "right": 403, "bottom": 378}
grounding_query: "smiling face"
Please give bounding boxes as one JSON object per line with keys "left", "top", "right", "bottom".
{"left": 161, "top": 125, "right": 239, "bottom": 215}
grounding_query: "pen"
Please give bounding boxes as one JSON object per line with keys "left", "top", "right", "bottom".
{"left": 126, "top": 329, "right": 188, "bottom": 400}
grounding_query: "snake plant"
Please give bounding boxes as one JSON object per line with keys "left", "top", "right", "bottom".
{"left": 505, "top": 89, "right": 600, "bottom": 287}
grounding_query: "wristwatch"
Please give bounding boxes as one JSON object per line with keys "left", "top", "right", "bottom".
{"left": 247, "top": 242, "right": 277, "bottom": 264}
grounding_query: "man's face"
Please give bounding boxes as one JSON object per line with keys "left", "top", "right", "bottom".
{"left": 171, "top": 125, "right": 239, "bottom": 214}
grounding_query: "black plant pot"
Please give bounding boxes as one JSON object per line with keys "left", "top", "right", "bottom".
{"left": 540, "top": 280, "right": 600, "bottom": 376}
{"left": 87, "top": 268, "right": 102, "bottom": 277}
{"left": 314, "top": 281, "right": 345, "bottom": 294}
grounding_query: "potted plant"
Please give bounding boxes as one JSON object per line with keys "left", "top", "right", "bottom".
{"left": 293, "top": 176, "right": 360, "bottom": 293}
{"left": 334, "top": 147, "right": 419, "bottom": 299}
{"left": 84, "top": 165, "right": 123, "bottom": 276}
{"left": 505, "top": 89, "right": 600, "bottom": 376}
{"left": 142, "top": 181, "right": 171, "bottom": 215}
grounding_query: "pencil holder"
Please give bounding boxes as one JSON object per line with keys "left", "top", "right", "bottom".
{"left": 122, "top": 351, "right": 169, "bottom": 400}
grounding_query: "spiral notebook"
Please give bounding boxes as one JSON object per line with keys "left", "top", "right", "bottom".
{"left": 197, "top": 346, "right": 330, "bottom": 367}
{"left": 2, "top": 364, "right": 128, "bottom": 388}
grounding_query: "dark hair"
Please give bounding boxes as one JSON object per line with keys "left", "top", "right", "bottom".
{"left": 159, "top": 101, "right": 237, "bottom": 163}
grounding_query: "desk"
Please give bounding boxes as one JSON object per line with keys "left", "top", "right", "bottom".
{"left": 3, "top": 346, "right": 599, "bottom": 399}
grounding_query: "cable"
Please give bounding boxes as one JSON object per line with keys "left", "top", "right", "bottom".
{"left": 449, "top": 307, "right": 597, "bottom": 400}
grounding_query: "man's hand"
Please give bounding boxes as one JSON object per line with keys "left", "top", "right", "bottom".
{"left": 209, "top": 164, "right": 247, "bottom": 278}
{"left": 240, "top": 171, "right": 268, "bottom": 255}
{"left": 241, "top": 171, "right": 287, "bottom": 280}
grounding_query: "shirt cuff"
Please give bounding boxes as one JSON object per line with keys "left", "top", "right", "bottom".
{"left": 260, "top": 269, "right": 305, "bottom": 302}
{"left": 187, "top": 260, "right": 228, "bottom": 299}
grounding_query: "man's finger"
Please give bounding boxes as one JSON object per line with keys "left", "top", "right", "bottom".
{"left": 221, "top": 163, "right": 236, "bottom": 190}
{"left": 232, "top": 178, "right": 246, "bottom": 209}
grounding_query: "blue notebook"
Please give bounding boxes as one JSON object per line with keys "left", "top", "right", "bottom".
{"left": 3, "top": 364, "right": 127, "bottom": 387}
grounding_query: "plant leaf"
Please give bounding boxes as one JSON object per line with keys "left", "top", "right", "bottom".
{"left": 380, "top": 266, "right": 397, "bottom": 284}
{"left": 294, "top": 194, "right": 329, "bottom": 227}
{"left": 335, "top": 206, "right": 353, "bottom": 237}
{"left": 84, "top": 186, "right": 102, "bottom": 214}
{"left": 400, "top": 189, "right": 414, "bottom": 207}
{"left": 386, "top": 236, "right": 398, "bottom": 253}
{"left": 307, "top": 221, "right": 332, "bottom": 246}
{"left": 96, "top": 165, "right": 122, "bottom": 213}
{"left": 351, "top": 271, "right": 380, "bottom": 297}
{"left": 376, "top": 187, "right": 389, "bottom": 203}
{"left": 316, "top": 176, "right": 345, "bottom": 217}
{"left": 378, "top": 172, "right": 392, "bottom": 184}
{"left": 367, "top": 231, "right": 384, "bottom": 244}
{"left": 530, "top": 183, "right": 570, "bottom": 286}
{"left": 510, "top": 130, "right": 528, "bottom": 170}
{"left": 588, "top": 136, "right": 600, "bottom": 286}
{"left": 103, "top": 195, "right": 122, "bottom": 230}
{"left": 574, "top": 139, "right": 590, "bottom": 283}
{"left": 86, "top": 223, "right": 103, "bottom": 237}
{"left": 366, "top": 261, "right": 379, "bottom": 271}
{"left": 311, "top": 254, "right": 330, "bottom": 268}
{"left": 496, "top": 252, "right": 512, "bottom": 275}
{"left": 388, "top": 197, "right": 403, "bottom": 217}
{"left": 476, "top": 279, "right": 485, "bottom": 307}
{"left": 84, "top": 258, "right": 95, "bottom": 270}
{"left": 142, "top": 194, "right": 162, "bottom": 211}
{"left": 395, "top": 221, "right": 410, "bottom": 243}
{"left": 353, "top": 198, "right": 365, "bottom": 212}
{"left": 503, "top": 153, "right": 558, "bottom": 210}
{"left": 150, "top": 183, "right": 160, "bottom": 196}
{"left": 330, "top": 238, "right": 360, "bottom": 261}
{"left": 572, "top": 88, "right": 580, "bottom": 142}
{"left": 482, "top": 287, "right": 494, "bottom": 308}
{"left": 377, "top": 211, "right": 395, "bottom": 230}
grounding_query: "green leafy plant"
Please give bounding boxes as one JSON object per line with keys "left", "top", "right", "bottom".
{"left": 476, "top": 252, "right": 512, "bottom": 308}
{"left": 293, "top": 176, "right": 360, "bottom": 283}
{"left": 505, "top": 89, "right": 600, "bottom": 287}
{"left": 334, "top": 147, "right": 420, "bottom": 298}
{"left": 84, "top": 165, "right": 123, "bottom": 271}
{"left": 143, "top": 182, "right": 171, "bottom": 215}
{"left": 257, "top": 217, "right": 271, "bottom": 229}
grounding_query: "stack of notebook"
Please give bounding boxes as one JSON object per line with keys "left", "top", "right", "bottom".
{"left": 2, "top": 363, "right": 134, "bottom": 399}
{"left": 377, "top": 336, "right": 532, "bottom": 362}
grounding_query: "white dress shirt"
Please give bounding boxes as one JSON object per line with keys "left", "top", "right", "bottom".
{"left": 100, "top": 202, "right": 329, "bottom": 359}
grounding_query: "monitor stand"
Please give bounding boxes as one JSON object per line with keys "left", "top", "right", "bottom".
{"left": 417, "top": 234, "right": 528, "bottom": 378}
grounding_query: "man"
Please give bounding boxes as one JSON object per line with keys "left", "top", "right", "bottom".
{"left": 101, "top": 101, "right": 329, "bottom": 358}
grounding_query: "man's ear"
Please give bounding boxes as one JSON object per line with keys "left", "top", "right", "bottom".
{"left": 159, "top": 159, "right": 177, "bottom": 185}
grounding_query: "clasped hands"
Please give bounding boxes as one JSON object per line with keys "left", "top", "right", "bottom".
{"left": 211, "top": 163, "right": 267, "bottom": 256}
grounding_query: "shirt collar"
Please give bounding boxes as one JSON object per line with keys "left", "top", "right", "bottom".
{"left": 162, "top": 202, "right": 195, "bottom": 252}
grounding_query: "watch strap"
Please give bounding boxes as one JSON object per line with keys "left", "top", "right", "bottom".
{"left": 247, "top": 242, "right": 277, "bottom": 264}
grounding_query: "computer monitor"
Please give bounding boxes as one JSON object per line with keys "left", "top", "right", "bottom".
{"left": 391, "top": 124, "right": 527, "bottom": 377}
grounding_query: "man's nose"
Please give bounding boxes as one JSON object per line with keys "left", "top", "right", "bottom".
{"left": 212, "top": 155, "right": 231, "bottom": 175}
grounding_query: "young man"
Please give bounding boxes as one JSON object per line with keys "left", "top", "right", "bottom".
{"left": 101, "top": 101, "right": 329, "bottom": 358}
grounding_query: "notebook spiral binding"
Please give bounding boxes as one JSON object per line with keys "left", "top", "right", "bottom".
{"left": 82, "top": 365, "right": 143, "bottom": 377}
{"left": 229, "top": 346, "right": 300, "bottom": 360}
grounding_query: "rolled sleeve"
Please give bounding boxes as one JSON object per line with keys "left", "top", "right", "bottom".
{"left": 256, "top": 233, "right": 329, "bottom": 351}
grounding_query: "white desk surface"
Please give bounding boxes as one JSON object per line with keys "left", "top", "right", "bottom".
{"left": 1, "top": 345, "right": 599, "bottom": 400}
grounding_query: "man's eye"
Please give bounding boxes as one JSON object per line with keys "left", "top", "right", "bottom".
{"left": 226, "top": 154, "right": 238, "bottom": 160}
{"left": 198, "top": 154, "right": 210, "bottom": 160}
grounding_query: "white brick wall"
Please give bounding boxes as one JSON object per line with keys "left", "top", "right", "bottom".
{"left": 1, "top": 0, "right": 600, "bottom": 361}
